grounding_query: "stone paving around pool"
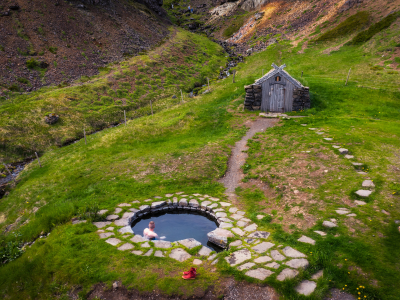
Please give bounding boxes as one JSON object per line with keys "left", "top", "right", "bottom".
{"left": 90, "top": 192, "right": 325, "bottom": 297}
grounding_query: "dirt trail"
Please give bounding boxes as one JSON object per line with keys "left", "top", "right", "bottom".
{"left": 219, "top": 117, "right": 279, "bottom": 200}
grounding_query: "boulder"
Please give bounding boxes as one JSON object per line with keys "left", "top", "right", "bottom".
{"left": 208, "top": 228, "right": 234, "bottom": 248}
{"left": 44, "top": 113, "right": 60, "bottom": 125}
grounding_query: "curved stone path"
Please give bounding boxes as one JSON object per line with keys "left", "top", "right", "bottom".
{"left": 219, "top": 117, "right": 279, "bottom": 199}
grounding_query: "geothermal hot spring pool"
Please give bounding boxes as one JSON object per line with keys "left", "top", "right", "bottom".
{"left": 131, "top": 210, "right": 223, "bottom": 252}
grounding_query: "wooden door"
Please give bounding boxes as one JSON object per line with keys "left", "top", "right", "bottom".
{"left": 269, "top": 84, "right": 285, "bottom": 112}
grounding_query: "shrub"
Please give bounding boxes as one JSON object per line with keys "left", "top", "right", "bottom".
{"left": 48, "top": 46, "right": 58, "bottom": 54}
{"left": 100, "top": 96, "right": 113, "bottom": 105}
{"left": 0, "top": 45, "right": 4, "bottom": 51}
{"left": 8, "top": 84, "right": 19, "bottom": 92}
{"left": 0, "top": 240, "right": 24, "bottom": 264}
{"left": 26, "top": 58, "right": 39, "bottom": 69}
{"left": 78, "top": 202, "right": 100, "bottom": 222}
{"left": 348, "top": 12, "right": 400, "bottom": 45}
{"left": 394, "top": 57, "right": 400, "bottom": 64}
{"left": 17, "top": 77, "right": 29, "bottom": 85}
{"left": 315, "top": 11, "right": 370, "bottom": 42}
{"left": 370, "top": 65, "right": 384, "bottom": 71}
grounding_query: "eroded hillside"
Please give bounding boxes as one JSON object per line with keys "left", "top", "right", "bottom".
{"left": 163, "top": 0, "right": 400, "bottom": 56}
{"left": 0, "top": 0, "right": 169, "bottom": 94}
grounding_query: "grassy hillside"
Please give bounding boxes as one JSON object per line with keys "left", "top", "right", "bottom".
{"left": 0, "top": 28, "right": 226, "bottom": 163}
{"left": 1, "top": 17, "right": 400, "bottom": 300}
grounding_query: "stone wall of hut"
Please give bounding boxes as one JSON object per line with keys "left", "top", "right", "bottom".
{"left": 292, "top": 87, "right": 311, "bottom": 111}
{"left": 244, "top": 84, "right": 262, "bottom": 110}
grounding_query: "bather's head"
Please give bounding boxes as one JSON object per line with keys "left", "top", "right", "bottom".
{"left": 149, "top": 221, "right": 155, "bottom": 231}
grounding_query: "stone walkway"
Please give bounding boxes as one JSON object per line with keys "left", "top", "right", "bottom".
{"left": 88, "top": 191, "right": 323, "bottom": 297}
{"left": 304, "top": 124, "right": 376, "bottom": 230}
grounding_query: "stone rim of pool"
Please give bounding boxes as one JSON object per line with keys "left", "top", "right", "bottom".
{"left": 91, "top": 192, "right": 309, "bottom": 285}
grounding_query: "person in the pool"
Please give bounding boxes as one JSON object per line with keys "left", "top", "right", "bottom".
{"left": 143, "top": 221, "right": 159, "bottom": 240}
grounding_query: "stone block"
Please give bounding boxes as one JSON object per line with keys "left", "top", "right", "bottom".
{"left": 230, "top": 214, "right": 243, "bottom": 220}
{"left": 106, "top": 214, "right": 119, "bottom": 221}
{"left": 117, "top": 243, "right": 134, "bottom": 251}
{"left": 169, "top": 248, "right": 191, "bottom": 262}
{"left": 254, "top": 256, "right": 272, "bottom": 263}
{"left": 225, "top": 249, "right": 252, "bottom": 266}
{"left": 139, "top": 205, "right": 150, "bottom": 212}
{"left": 118, "top": 226, "right": 134, "bottom": 234}
{"left": 208, "top": 228, "right": 234, "bottom": 248}
{"left": 265, "top": 262, "right": 280, "bottom": 269}
{"left": 99, "top": 232, "right": 114, "bottom": 239}
{"left": 188, "top": 199, "right": 199, "bottom": 207}
{"left": 355, "top": 190, "right": 372, "bottom": 197}
{"left": 219, "top": 222, "right": 233, "bottom": 229}
{"left": 131, "top": 235, "right": 146, "bottom": 243}
{"left": 105, "top": 238, "right": 121, "bottom": 246}
{"left": 216, "top": 212, "right": 227, "bottom": 218}
{"left": 178, "top": 238, "right": 201, "bottom": 249}
{"left": 270, "top": 250, "right": 286, "bottom": 261}
{"left": 244, "top": 223, "right": 258, "bottom": 232}
{"left": 282, "top": 246, "right": 306, "bottom": 258}
{"left": 237, "top": 262, "right": 255, "bottom": 271}
{"left": 151, "top": 201, "right": 166, "bottom": 209}
{"left": 295, "top": 280, "right": 317, "bottom": 296}
{"left": 153, "top": 240, "right": 172, "bottom": 248}
{"left": 230, "top": 240, "right": 242, "bottom": 247}
{"left": 245, "top": 268, "right": 274, "bottom": 280}
{"left": 248, "top": 231, "right": 270, "bottom": 239}
{"left": 322, "top": 221, "right": 337, "bottom": 228}
{"left": 231, "top": 227, "right": 245, "bottom": 236}
{"left": 297, "top": 235, "right": 315, "bottom": 245}
{"left": 179, "top": 199, "right": 188, "bottom": 206}
{"left": 198, "top": 246, "right": 212, "bottom": 256}
{"left": 285, "top": 258, "right": 309, "bottom": 269}
{"left": 252, "top": 242, "right": 274, "bottom": 253}
{"left": 154, "top": 250, "right": 164, "bottom": 257}
{"left": 93, "top": 221, "right": 112, "bottom": 228}
{"left": 362, "top": 180, "right": 375, "bottom": 188}
{"left": 277, "top": 268, "right": 299, "bottom": 281}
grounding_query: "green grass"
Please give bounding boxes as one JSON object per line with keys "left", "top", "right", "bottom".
{"left": 0, "top": 28, "right": 226, "bottom": 162}
{"left": 315, "top": 11, "right": 370, "bottom": 42}
{"left": 1, "top": 18, "right": 400, "bottom": 300}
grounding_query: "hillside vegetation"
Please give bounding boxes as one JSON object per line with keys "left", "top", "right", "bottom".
{"left": 1, "top": 0, "right": 400, "bottom": 299}
{"left": 0, "top": 29, "right": 226, "bottom": 163}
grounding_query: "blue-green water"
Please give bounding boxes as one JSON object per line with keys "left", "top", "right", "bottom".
{"left": 131, "top": 211, "right": 223, "bottom": 251}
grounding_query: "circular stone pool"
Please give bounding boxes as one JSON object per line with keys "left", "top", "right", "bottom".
{"left": 131, "top": 211, "right": 223, "bottom": 252}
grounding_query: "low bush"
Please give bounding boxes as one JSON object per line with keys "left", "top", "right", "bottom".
{"left": 17, "top": 78, "right": 29, "bottom": 85}
{"left": 48, "top": 46, "right": 58, "bottom": 54}
{"left": 26, "top": 58, "right": 40, "bottom": 69}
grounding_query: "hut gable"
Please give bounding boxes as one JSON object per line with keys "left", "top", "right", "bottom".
{"left": 255, "top": 63, "right": 303, "bottom": 88}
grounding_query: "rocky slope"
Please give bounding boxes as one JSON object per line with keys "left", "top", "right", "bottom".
{"left": 0, "top": 0, "right": 169, "bottom": 94}
{"left": 164, "top": 0, "right": 400, "bottom": 55}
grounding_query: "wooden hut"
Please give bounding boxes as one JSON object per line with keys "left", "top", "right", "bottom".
{"left": 244, "top": 63, "right": 310, "bottom": 112}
